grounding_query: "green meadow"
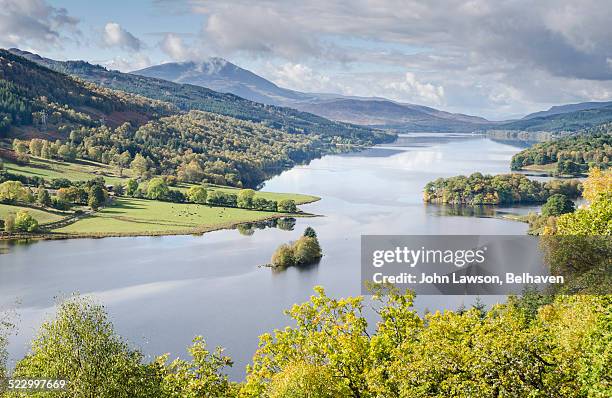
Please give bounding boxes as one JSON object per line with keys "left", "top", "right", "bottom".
{"left": 56, "top": 197, "right": 296, "bottom": 236}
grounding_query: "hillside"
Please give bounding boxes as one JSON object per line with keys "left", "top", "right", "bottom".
{"left": 0, "top": 49, "right": 174, "bottom": 138}
{"left": 510, "top": 123, "right": 612, "bottom": 175}
{"left": 133, "top": 58, "right": 492, "bottom": 132}
{"left": 496, "top": 103, "right": 612, "bottom": 132}
{"left": 134, "top": 59, "right": 310, "bottom": 106}
{"left": 522, "top": 101, "right": 612, "bottom": 120}
{"left": 296, "top": 98, "right": 491, "bottom": 132}
{"left": 8, "top": 49, "right": 391, "bottom": 144}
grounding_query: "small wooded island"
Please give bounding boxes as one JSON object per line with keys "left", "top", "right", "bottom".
{"left": 270, "top": 227, "right": 322, "bottom": 268}
{"left": 423, "top": 173, "right": 581, "bottom": 205}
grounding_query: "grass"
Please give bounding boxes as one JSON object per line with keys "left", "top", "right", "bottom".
{"left": 0, "top": 203, "right": 65, "bottom": 224}
{"left": 4, "top": 157, "right": 129, "bottom": 185}
{"left": 521, "top": 163, "right": 558, "bottom": 173}
{"left": 177, "top": 183, "right": 319, "bottom": 205}
{"left": 56, "top": 197, "right": 297, "bottom": 235}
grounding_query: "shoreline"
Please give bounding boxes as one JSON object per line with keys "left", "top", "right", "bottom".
{"left": 0, "top": 197, "right": 322, "bottom": 242}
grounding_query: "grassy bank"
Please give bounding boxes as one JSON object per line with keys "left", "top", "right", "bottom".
{"left": 4, "top": 157, "right": 128, "bottom": 185}
{"left": 53, "top": 197, "right": 313, "bottom": 237}
{"left": 0, "top": 203, "right": 66, "bottom": 224}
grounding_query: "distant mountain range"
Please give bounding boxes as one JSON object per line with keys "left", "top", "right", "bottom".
{"left": 8, "top": 48, "right": 612, "bottom": 133}
{"left": 134, "top": 60, "right": 491, "bottom": 132}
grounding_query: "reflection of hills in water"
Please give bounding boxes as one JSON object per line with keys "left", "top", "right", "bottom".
{"left": 428, "top": 204, "right": 498, "bottom": 218}
{"left": 427, "top": 203, "right": 541, "bottom": 218}
{"left": 489, "top": 138, "right": 540, "bottom": 149}
{"left": 341, "top": 133, "right": 539, "bottom": 159}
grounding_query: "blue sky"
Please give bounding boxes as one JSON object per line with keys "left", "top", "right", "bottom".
{"left": 2, "top": 0, "right": 612, "bottom": 120}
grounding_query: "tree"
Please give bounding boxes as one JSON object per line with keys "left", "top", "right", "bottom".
{"left": 0, "top": 180, "right": 31, "bottom": 203}
{"left": 131, "top": 153, "right": 149, "bottom": 178}
{"left": 237, "top": 189, "right": 255, "bottom": 209}
{"left": 542, "top": 194, "right": 575, "bottom": 217}
{"left": 12, "top": 297, "right": 163, "bottom": 398}
{"left": 14, "top": 210, "right": 38, "bottom": 232}
{"left": 57, "top": 144, "right": 76, "bottom": 160}
{"left": 3, "top": 214, "right": 15, "bottom": 232}
{"left": 12, "top": 138, "right": 27, "bottom": 154}
{"left": 113, "top": 183, "right": 125, "bottom": 196}
{"left": 268, "top": 362, "right": 350, "bottom": 398}
{"left": 157, "top": 336, "right": 235, "bottom": 397}
{"left": 581, "top": 168, "right": 611, "bottom": 203}
{"left": 126, "top": 179, "right": 139, "bottom": 196}
{"left": 147, "top": 177, "right": 169, "bottom": 200}
{"left": 278, "top": 199, "right": 297, "bottom": 213}
{"left": 88, "top": 185, "right": 106, "bottom": 210}
{"left": 187, "top": 185, "right": 208, "bottom": 204}
{"left": 293, "top": 236, "right": 322, "bottom": 265}
{"left": 271, "top": 244, "right": 295, "bottom": 268}
{"left": 37, "top": 186, "right": 51, "bottom": 207}
{"left": 303, "top": 226, "right": 317, "bottom": 239}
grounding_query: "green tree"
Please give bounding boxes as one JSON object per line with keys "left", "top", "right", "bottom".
{"left": 12, "top": 297, "right": 164, "bottom": 398}
{"left": 126, "top": 179, "right": 139, "bottom": 197}
{"left": 113, "top": 183, "right": 125, "bottom": 196}
{"left": 131, "top": 153, "right": 149, "bottom": 178}
{"left": 293, "top": 236, "right": 322, "bottom": 265}
{"left": 278, "top": 199, "right": 297, "bottom": 213}
{"left": 0, "top": 180, "right": 30, "bottom": 203}
{"left": 541, "top": 194, "right": 575, "bottom": 217}
{"left": 3, "top": 214, "right": 15, "bottom": 232}
{"left": 147, "top": 177, "right": 169, "bottom": 200}
{"left": 268, "top": 362, "right": 351, "bottom": 398}
{"left": 303, "top": 226, "right": 317, "bottom": 238}
{"left": 237, "top": 189, "right": 255, "bottom": 209}
{"left": 271, "top": 243, "right": 295, "bottom": 268}
{"left": 14, "top": 210, "right": 38, "bottom": 232}
{"left": 157, "top": 336, "right": 235, "bottom": 397}
{"left": 187, "top": 185, "right": 208, "bottom": 204}
{"left": 88, "top": 185, "right": 106, "bottom": 210}
{"left": 37, "top": 186, "right": 51, "bottom": 207}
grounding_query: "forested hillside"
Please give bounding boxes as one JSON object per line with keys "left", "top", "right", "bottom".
{"left": 9, "top": 49, "right": 392, "bottom": 144}
{"left": 497, "top": 104, "right": 612, "bottom": 132}
{"left": 0, "top": 49, "right": 174, "bottom": 136}
{"left": 60, "top": 111, "right": 327, "bottom": 187}
{"left": 511, "top": 123, "right": 612, "bottom": 175}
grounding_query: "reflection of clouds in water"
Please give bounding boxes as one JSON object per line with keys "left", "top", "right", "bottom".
{"left": 83, "top": 280, "right": 193, "bottom": 306}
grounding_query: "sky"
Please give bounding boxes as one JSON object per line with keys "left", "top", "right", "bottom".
{"left": 1, "top": 0, "right": 612, "bottom": 120}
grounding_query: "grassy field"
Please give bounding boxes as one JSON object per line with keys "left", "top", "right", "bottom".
{"left": 177, "top": 183, "right": 319, "bottom": 205}
{"left": 0, "top": 203, "right": 65, "bottom": 224}
{"left": 4, "top": 157, "right": 129, "bottom": 185}
{"left": 521, "top": 163, "right": 558, "bottom": 173}
{"left": 56, "top": 197, "right": 294, "bottom": 235}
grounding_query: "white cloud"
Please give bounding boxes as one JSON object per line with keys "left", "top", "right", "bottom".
{"left": 159, "top": 33, "right": 190, "bottom": 61}
{"left": 102, "top": 22, "right": 142, "bottom": 51}
{"left": 384, "top": 73, "right": 445, "bottom": 106}
{"left": 266, "top": 63, "right": 346, "bottom": 93}
{"left": 104, "top": 53, "right": 152, "bottom": 72}
{"left": 0, "top": 0, "right": 79, "bottom": 49}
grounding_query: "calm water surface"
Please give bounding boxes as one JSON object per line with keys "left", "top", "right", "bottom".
{"left": 0, "top": 133, "right": 533, "bottom": 378}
